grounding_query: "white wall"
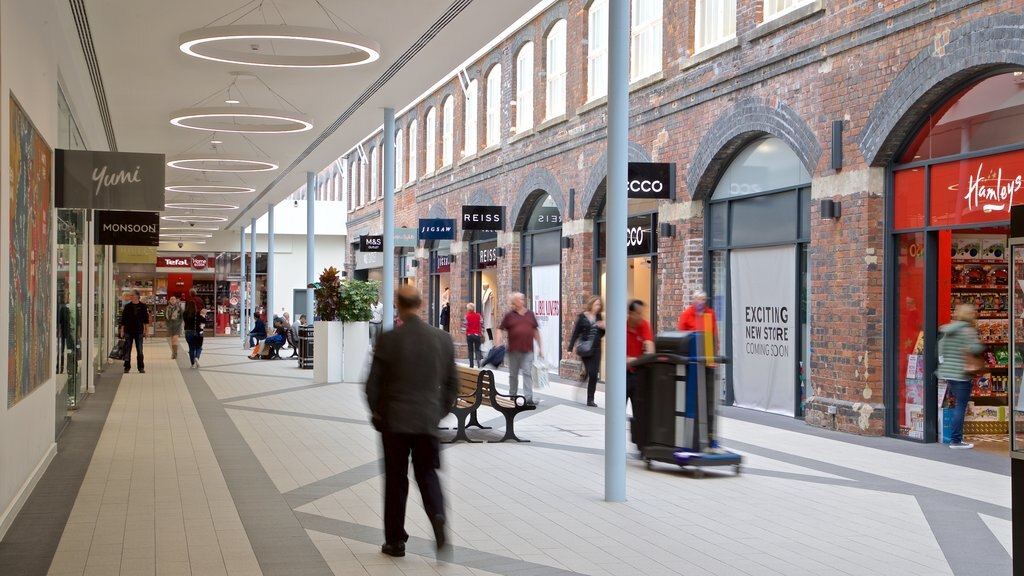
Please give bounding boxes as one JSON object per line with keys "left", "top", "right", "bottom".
{"left": 260, "top": 234, "right": 347, "bottom": 320}
{"left": 0, "top": 0, "right": 107, "bottom": 538}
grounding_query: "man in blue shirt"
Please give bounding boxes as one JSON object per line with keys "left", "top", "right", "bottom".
{"left": 248, "top": 312, "right": 267, "bottom": 348}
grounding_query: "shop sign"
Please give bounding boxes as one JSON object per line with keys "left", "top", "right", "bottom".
{"left": 532, "top": 206, "right": 562, "bottom": 230}
{"left": 116, "top": 246, "right": 158, "bottom": 264}
{"left": 359, "top": 235, "right": 384, "bottom": 252}
{"left": 461, "top": 205, "right": 505, "bottom": 231}
{"left": 928, "top": 148, "right": 1024, "bottom": 227}
{"left": 435, "top": 254, "right": 452, "bottom": 273}
{"left": 418, "top": 218, "right": 456, "bottom": 241}
{"left": 963, "top": 162, "right": 1022, "bottom": 214}
{"left": 56, "top": 149, "right": 166, "bottom": 210}
{"left": 627, "top": 162, "right": 675, "bottom": 200}
{"left": 356, "top": 250, "right": 384, "bottom": 270}
{"left": 157, "top": 256, "right": 191, "bottom": 268}
{"left": 94, "top": 210, "right": 159, "bottom": 246}
{"left": 395, "top": 227, "right": 417, "bottom": 248}
{"left": 476, "top": 243, "right": 499, "bottom": 268}
{"left": 191, "top": 255, "right": 209, "bottom": 270}
{"left": 598, "top": 214, "right": 657, "bottom": 258}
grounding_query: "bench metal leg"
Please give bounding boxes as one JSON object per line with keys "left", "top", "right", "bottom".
{"left": 442, "top": 415, "right": 479, "bottom": 444}
{"left": 467, "top": 409, "right": 492, "bottom": 430}
{"left": 496, "top": 412, "right": 529, "bottom": 443}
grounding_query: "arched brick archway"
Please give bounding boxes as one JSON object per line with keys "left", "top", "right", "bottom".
{"left": 860, "top": 14, "right": 1024, "bottom": 166}
{"left": 686, "top": 96, "right": 820, "bottom": 201}
{"left": 510, "top": 167, "right": 566, "bottom": 230}
{"left": 581, "top": 142, "right": 652, "bottom": 218}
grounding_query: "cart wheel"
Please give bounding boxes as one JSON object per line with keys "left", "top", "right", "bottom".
{"left": 693, "top": 468, "right": 704, "bottom": 479}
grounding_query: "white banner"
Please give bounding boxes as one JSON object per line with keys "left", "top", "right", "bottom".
{"left": 531, "top": 264, "right": 561, "bottom": 373}
{"left": 731, "top": 246, "right": 796, "bottom": 416}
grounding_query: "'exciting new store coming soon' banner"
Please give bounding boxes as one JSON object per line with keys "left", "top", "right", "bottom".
{"left": 730, "top": 246, "right": 796, "bottom": 416}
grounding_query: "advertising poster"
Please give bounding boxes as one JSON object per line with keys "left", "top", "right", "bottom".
{"left": 730, "top": 246, "right": 796, "bottom": 416}
{"left": 531, "top": 264, "right": 561, "bottom": 373}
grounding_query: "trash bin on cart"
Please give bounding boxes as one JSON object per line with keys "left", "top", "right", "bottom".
{"left": 629, "top": 331, "right": 741, "bottom": 477}
{"left": 298, "top": 324, "right": 314, "bottom": 369}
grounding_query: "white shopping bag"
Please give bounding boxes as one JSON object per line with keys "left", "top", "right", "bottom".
{"left": 532, "top": 357, "right": 551, "bottom": 390}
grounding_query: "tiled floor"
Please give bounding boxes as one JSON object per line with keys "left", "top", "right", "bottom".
{"left": 31, "top": 336, "right": 1014, "bottom": 575}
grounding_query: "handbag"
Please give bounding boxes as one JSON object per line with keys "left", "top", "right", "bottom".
{"left": 108, "top": 337, "right": 125, "bottom": 360}
{"left": 575, "top": 337, "right": 594, "bottom": 358}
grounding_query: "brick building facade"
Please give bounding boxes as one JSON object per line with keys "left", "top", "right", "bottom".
{"left": 338, "top": 0, "right": 1024, "bottom": 439}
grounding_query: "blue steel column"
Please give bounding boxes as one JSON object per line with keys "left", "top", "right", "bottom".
{"left": 250, "top": 217, "right": 257, "bottom": 323}
{"left": 605, "top": 0, "right": 628, "bottom": 502}
{"left": 268, "top": 203, "right": 275, "bottom": 319}
{"left": 382, "top": 108, "right": 395, "bottom": 330}
{"left": 306, "top": 172, "right": 315, "bottom": 323}
{"left": 240, "top": 227, "right": 247, "bottom": 348}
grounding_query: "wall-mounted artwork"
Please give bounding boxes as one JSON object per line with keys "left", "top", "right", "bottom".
{"left": 9, "top": 96, "right": 53, "bottom": 407}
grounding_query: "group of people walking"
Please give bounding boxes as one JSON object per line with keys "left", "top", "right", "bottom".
{"left": 119, "top": 287, "right": 208, "bottom": 373}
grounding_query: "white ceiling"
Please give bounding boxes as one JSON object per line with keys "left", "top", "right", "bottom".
{"left": 85, "top": 0, "right": 539, "bottom": 244}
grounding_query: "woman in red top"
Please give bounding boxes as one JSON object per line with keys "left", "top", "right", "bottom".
{"left": 465, "top": 302, "right": 483, "bottom": 367}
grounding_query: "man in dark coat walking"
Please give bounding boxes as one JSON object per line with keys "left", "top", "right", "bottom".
{"left": 365, "top": 285, "right": 458, "bottom": 558}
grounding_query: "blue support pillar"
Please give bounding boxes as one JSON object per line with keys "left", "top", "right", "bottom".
{"left": 605, "top": 0, "right": 629, "bottom": 503}
{"left": 268, "top": 203, "right": 275, "bottom": 320}
{"left": 383, "top": 108, "right": 396, "bottom": 330}
{"left": 240, "top": 227, "right": 247, "bottom": 349}
{"left": 307, "top": 172, "right": 316, "bottom": 324}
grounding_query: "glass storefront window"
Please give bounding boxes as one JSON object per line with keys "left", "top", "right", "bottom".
{"left": 893, "top": 168, "right": 926, "bottom": 230}
{"left": 712, "top": 137, "right": 811, "bottom": 200}
{"left": 901, "top": 72, "right": 1024, "bottom": 163}
{"left": 895, "top": 233, "right": 926, "bottom": 438}
{"left": 929, "top": 148, "right": 1024, "bottom": 227}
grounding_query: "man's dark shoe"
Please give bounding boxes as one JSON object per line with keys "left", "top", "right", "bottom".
{"left": 124, "top": 368, "right": 130, "bottom": 374}
{"left": 139, "top": 369, "right": 145, "bottom": 374}
{"left": 381, "top": 542, "right": 405, "bottom": 557}
{"left": 430, "top": 515, "right": 447, "bottom": 550}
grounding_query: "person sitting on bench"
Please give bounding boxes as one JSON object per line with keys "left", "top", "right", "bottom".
{"left": 262, "top": 318, "right": 288, "bottom": 359}
{"left": 248, "top": 312, "right": 267, "bottom": 347}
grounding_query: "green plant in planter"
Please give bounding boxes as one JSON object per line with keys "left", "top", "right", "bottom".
{"left": 312, "top": 266, "right": 343, "bottom": 321}
{"left": 338, "top": 280, "right": 381, "bottom": 323}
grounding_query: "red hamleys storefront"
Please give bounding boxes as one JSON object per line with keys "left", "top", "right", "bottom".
{"left": 890, "top": 71, "right": 1024, "bottom": 445}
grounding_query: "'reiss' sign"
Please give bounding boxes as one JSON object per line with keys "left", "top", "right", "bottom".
{"left": 461, "top": 205, "right": 504, "bottom": 231}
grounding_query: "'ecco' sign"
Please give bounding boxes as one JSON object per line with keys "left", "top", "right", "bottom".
{"left": 627, "top": 162, "right": 675, "bottom": 200}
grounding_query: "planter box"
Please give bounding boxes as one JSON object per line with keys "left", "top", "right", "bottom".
{"left": 342, "top": 321, "right": 370, "bottom": 382}
{"left": 313, "top": 321, "right": 343, "bottom": 383}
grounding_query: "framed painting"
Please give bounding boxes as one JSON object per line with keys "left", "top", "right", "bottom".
{"left": 9, "top": 95, "right": 53, "bottom": 407}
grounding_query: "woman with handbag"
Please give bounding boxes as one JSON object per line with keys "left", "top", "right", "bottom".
{"left": 936, "top": 303, "right": 985, "bottom": 449}
{"left": 568, "top": 295, "right": 606, "bottom": 407}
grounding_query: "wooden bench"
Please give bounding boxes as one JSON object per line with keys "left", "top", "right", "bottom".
{"left": 486, "top": 373, "right": 536, "bottom": 443}
{"left": 445, "top": 366, "right": 493, "bottom": 443}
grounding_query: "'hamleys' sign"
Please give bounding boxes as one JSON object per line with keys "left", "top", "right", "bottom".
{"left": 965, "top": 163, "right": 1023, "bottom": 213}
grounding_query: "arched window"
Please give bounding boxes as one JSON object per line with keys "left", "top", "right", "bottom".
{"left": 408, "top": 120, "right": 418, "bottom": 182}
{"left": 486, "top": 64, "right": 502, "bottom": 147}
{"left": 464, "top": 79, "right": 478, "bottom": 156}
{"left": 546, "top": 20, "right": 567, "bottom": 119}
{"left": 764, "top": 0, "right": 814, "bottom": 21}
{"left": 442, "top": 96, "right": 454, "bottom": 167}
{"left": 425, "top": 107, "right": 437, "bottom": 173}
{"left": 515, "top": 43, "right": 534, "bottom": 133}
{"left": 588, "top": 0, "right": 608, "bottom": 101}
{"left": 370, "top": 146, "right": 379, "bottom": 201}
{"left": 631, "top": 0, "right": 662, "bottom": 80}
{"left": 359, "top": 154, "right": 367, "bottom": 206}
{"left": 349, "top": 159, "right": 358, "bottom": 210}
{"left": 395, "top": 128, "right": 404, "bottom": 186}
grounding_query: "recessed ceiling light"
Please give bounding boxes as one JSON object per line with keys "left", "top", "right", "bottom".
{"left": 161, "top": 215, "right": 229, "bottom": 223}
{"left": 167, "top": 155, "right": 278, "bottom": 173}
{"left": 164, "top": 202, "right": 239, "bottom": 211}
{"left": 169, "top": 107, "right": 313, "bottom": 134}
{"left": 179, "top": 25, "right": 381, "bottom": 68}
{"left": 165, "top": 184, "right": 254, "bottom": 194}
{"left": 210, "top": 139, "right": 223, "bottom": 144}
{"left": 225, "top": 99, "right": 240, "bottom": 104}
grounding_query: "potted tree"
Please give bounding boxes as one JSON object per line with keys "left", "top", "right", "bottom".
{"left": 337, "top": 279, "right": 379, "bottom": 382}
{"left": 311, "top": 267, "right": 344, "bottom": 383}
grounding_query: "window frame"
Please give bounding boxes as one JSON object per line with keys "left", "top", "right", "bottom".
{"left": 630, "top": 0, "right": 663, "bottom": 80}
{"left": 395, "top": 128, "right": 404, "bottom": 186}
{"left": 545, "top": 20, "right": 567, "bottom": 120}
{"left": 486, "top": 64, "right": 502, "bottom": 147}
{"left": 515, "top": 43, "right": 534, "bottom": 133}
{"left": 588, "top": 0, "right": 609, "bottom": 102}
{"left": 442, "top": 96, "right": 454, "bottom": 167}
{"left": 464, "top": 79, "right": 478, "bottom": 156}
{"left": 370, "top": 146, "right": 379, "bottom": 202}
{"left": 408, "top": 120, "right": 418, "bottom": 183}
{"left": 694, "top": 0, "right": 736, "bottom": 53}
{"left": 425, "top": 107, "right": 437, "bottom": 174}
{"left": 763, "top": 0, "right": 814, "bottom": 22}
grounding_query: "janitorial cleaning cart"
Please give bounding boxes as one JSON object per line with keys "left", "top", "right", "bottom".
{"left": 629, "top": 331, "right": 742, "bottom": 478}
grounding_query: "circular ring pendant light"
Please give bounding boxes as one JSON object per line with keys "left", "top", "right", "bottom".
{"left": 165, "top": 202, "right": 239, "bottom": 211}
{"left": 179, "top": 25, "right": 381, "bottom": 68}
{"left": 166, "top": 184, "right": 255, "bottom": 195}
{"left": 159, "top": 233, "right": 214, "bottom": 238}
{"left": 161, "top": 215, "right": 228, "bottom": 223}
{"left": 161, "top": 226, "right": 220, "bottom": 231}
{"left": 169, "top": 107, "right": 313, "bottom": 134}
{"left": 167, "top": 154, "right": 278, "bottom": 173}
